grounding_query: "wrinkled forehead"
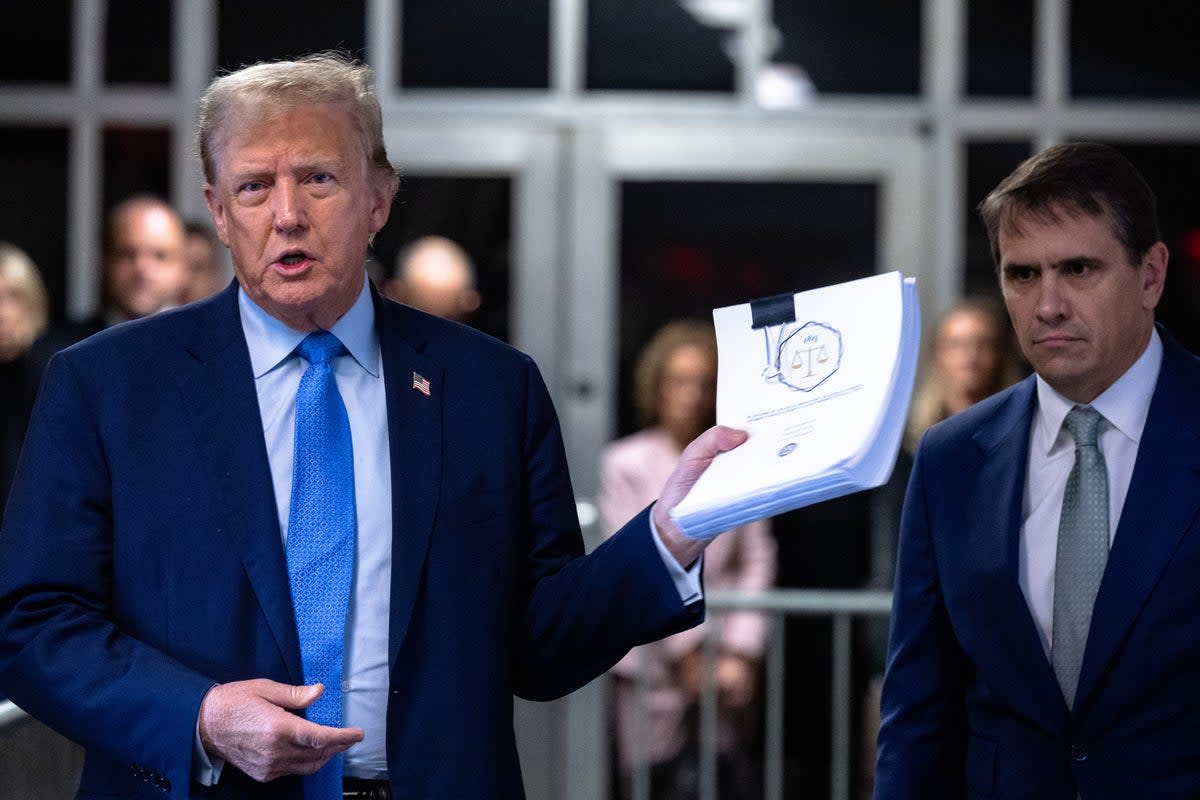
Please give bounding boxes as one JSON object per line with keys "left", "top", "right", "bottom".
{"left": 997, "top": 196, "right": 1114, "bottom": 243}
{"left": 209, "top": 98, "right": 368, "bottom": 175}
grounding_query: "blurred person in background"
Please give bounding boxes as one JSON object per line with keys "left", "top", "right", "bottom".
{"left": 29, "top": 195, "right": 188, "bottom": 383}
{"left": 870, "top": 297, "right": 1024, "bottom": 595}
{"left": 600, "top": 320, "right": 777, "bottom": 800}
{"left": 384, "top": 235, "right": 481, "bottom": 323}
{"left": 180, "top": 219, "right": 225, "bottom": 304}
{"left": 861, "top": 297, "right": 1024, "bottom": 798}
{"left": 100, "top": 195, "right": 188, "bottom": 324}
{"left": 904, "top": 297, "right": 1026, "bottom": 458}
{"left": 0, "top": 243, "right": 49, "bottom": 516}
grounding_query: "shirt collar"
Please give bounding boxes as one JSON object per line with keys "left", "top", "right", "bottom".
{"left": 238, "top": 276, "right": 380, "bottom": 379}
{"left": 1032, "top": 327, "right": 1162, "bottom": 455}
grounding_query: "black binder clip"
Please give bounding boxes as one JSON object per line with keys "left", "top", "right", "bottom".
{"left": 750, "top": 291, "right": 842, "bottom": 393}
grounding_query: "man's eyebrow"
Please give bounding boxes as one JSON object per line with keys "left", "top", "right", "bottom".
{"left": 1001, "top": 255, "right": 1104, "bottom": 273}
{"left": 292, "top": 158, "right": 342, "bottom": 174}
{"left": 1001, "top": 261, "right": 1037, "bottom": 273}
{"left": 1051, "top": 255, "right": 1103, "bottom": 271}
{"left": 227, "top": 167, "right": 272, "bottom": 184}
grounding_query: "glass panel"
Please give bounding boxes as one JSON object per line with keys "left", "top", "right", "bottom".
{"left": 1072, "top": 2, "right": 1200, "bottom": 99}
{"left": 772, "top": 0, "right": 921, "bottom": 95}
{"left": 106, "top": 0, "right": 171, "bottom": 84}
{"left": 370, "top": 175, "right": 512, "bottom": 344}
{"left": 964, "top": 141, "right": 1031, "bottom": 297}
{"left": 617, "top": 178, "right": 879, "bottom": 797}
{"left": 967, "top": 0, "right": 1033, "bottom": 96}
{"left": 217, "top": 0, "right": 366, "bottom": 73}
{"left": 586, "top": 2, "right": 734, "bottom": 92}
{"left": 400, "top": 1, "right": 549, "bottom": 89}
{"left": 1103, "top": 143, "right": 1200, "bottom": 354}
{"left": 617, "top": 180, "right": 877, "bottom": 434}
{"left": 0, "top": 1, "right": 71, "bottom": 83}
{"left": 103, "top": 128, "right": 171, "bottom": 218}
{"left": 0, "top": 127, "right": 69, "bottom": 322}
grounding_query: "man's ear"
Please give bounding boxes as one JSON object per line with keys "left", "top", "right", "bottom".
{"left": 367, "top": 174, "right": 394, "bottom": 235}
{"left": 1140, "top": 240, "right": 1168, "bottom": 311}
{"left": 203, "top": 185, "right": 231, "bottom": 248}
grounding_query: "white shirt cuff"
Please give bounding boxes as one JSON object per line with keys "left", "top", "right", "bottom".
{"left": 193, "top": 707, "right": 225, "bottom": 786}
{"left": 649, "top": 511, "right": 704, "bottom": 606}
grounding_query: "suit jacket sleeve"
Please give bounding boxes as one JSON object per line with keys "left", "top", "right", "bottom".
{"left": 509, "top": 358, "right": 704, "bottom": 701}
{"left": 0, "top": 352, "right": 214, "bottom": 797}
{"left": 874, "top": 438, "right": 969, "bottom": 800}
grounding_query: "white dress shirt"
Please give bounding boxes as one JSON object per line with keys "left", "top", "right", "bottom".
{"left": 1018, "top": 329, "right": 1162, "bottom": 658}
{"left": 240, "top": 278, "right": 393, "bottom": 778}
{"left": 197, "top": 276, "right": 702, "bottom": 782}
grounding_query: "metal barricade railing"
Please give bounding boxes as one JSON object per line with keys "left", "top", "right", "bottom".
{"left": 627, "top": 588, "right": 893, "bottom": 800}
{"left": 2, "top": 590, "right": 894, "bottom": 800}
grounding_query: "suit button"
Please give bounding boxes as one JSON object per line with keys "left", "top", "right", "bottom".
{"left": 1071, "top": 745, "right": 1088, "bottom": 762}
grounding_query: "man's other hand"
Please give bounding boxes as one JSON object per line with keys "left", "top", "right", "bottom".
{"left": 653, "top": 425, "right": 749, "bottom": 568}
{"left": 198, "top": 679, "right": 363, "bottom": 782}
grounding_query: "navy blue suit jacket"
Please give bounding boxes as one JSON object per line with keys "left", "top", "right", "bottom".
{"left": 0, "top": 284, "right": 702, "bottom": 799}
{"left": 876, "top": 329, "right": 1200, "bottom": 799}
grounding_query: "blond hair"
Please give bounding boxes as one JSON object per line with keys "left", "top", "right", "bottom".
{"left": 904, "top": 297, "right": 1023, "bottom": 452}
{"left": 196, "top": 52, "right": 398, "bottom": 195}
{"left": 633, "top": 320, "right": 717, "bottom": 428}
{"left": 0, "top": 243, "right": 49, "bottom": 353}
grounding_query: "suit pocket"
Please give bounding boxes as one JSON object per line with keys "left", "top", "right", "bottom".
{"left": 965, "top": 735, "right": 997, "bottom": 798}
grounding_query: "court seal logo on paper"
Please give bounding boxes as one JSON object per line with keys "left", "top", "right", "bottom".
{"left": 763, "top": 321, "right": 843, "bottom": 392}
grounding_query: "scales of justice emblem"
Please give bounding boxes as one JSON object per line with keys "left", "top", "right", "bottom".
{"left": 747, "top": 292, "right": 844, "bottom": 459}
{"left": 761, "top": 319, "right": 844, "bottom": 392}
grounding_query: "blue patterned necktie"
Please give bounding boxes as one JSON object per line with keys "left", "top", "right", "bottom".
{"left": 287, "top": 331, "right": 356, "bottom": 799}
{"left": 1052, "top": 404, "right": 1109, "bottom": 711}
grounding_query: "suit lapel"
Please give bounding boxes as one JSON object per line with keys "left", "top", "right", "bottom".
{"left": 374, "top": 295, "right": 443, "bottom": 664}
{"left": 178, "top": 285, "right": 303, "bottom": 682}
{"left": 960, "top": 378, "right": 1069, "bottom": 729}
{"left": 1075, "top": 333, "right": 1200, "bottom": 710}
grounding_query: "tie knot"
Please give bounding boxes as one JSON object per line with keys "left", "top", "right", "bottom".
{"left": 296, "top": 331, "right": 345, "bottom": 366}
{"left": 1063, "top": 404, "right": 1103, "bottom": 448}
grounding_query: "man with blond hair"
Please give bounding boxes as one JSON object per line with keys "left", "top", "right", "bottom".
{"left": 0, "top": 54, "right": 743, "bottom": 799}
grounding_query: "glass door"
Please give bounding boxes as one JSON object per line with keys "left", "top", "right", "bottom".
{"left": 560, "top": 122, "right": 931, "bottom": 800}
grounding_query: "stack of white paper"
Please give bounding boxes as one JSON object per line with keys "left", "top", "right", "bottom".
{"left": 671, "top": 271, "right": 920, "bottom": 540}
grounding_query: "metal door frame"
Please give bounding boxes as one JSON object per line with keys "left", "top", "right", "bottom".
{"left": 560, "top": 121, "right": 932, "bottom": 799}
{"left": 381, "top": 120, "right": 568, "bottom": 799}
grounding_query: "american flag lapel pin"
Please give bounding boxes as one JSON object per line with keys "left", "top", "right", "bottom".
{"left": 412, "top": 371, "right": 432, "bottom": 397}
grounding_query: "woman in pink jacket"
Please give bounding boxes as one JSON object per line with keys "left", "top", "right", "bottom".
{"left": 600, "top": 320, "right": 777, "bottom": 800}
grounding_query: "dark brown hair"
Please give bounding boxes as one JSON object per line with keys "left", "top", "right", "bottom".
{"left": 978, "top": 142, "right": 1161, "bottom": 268}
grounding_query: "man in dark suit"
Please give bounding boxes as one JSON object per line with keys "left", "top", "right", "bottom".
{"left": 876, "top": 142, "right": 1199, "bottom": 799}
{"left": 0, "top": 54, "right": 741, "bottom": 798}
{"left": 27, "top": 195, "right": 188, "bottom": 391}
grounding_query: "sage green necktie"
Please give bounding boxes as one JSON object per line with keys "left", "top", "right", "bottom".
{"left": 1052, "top": 404, "right": 1109, "bottom": 711}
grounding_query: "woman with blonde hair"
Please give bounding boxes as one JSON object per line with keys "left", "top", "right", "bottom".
{"left": 600, "top": 320, "right": 776, "bottom": 800}
{"left": 871, "top": 295, "right": 1024, "bottom": 593}
{"left": 0, "top": 243, "right": 50, "bottom": 512}
{"left": 903, "top": 296, "right": 1024, "bottom": 453}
